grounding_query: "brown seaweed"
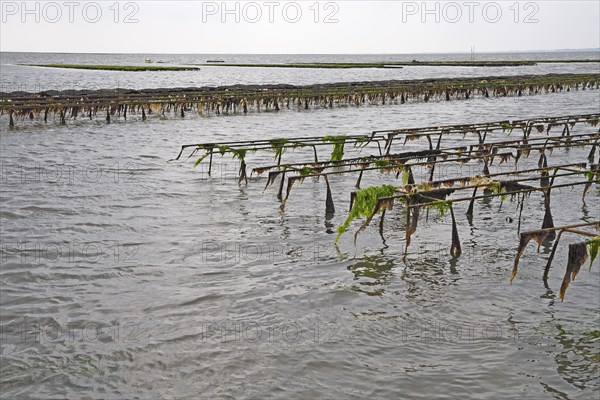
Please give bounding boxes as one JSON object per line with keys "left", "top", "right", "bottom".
{"left": 264, "top": 171, "right": 281, "bottom": 191}
{"left": 511, "top": 230, "right": 550, "bottom": 283}
{"left": 405, "top": 203, "right": 420, "bottom": 251}
{"left": 559, "top": 242, "right": 589, "bottom": 301}
{"left": 280, "top": 176, "right": 302, "bottom": 211}
{"left": 466, "top": 188, "right": 478, "bottom": 223}
{"left": 450, "top": 206, "right": 462, "bottom": 257}
{"left": 541, "top": 191, "right": 555, "bottom": 238}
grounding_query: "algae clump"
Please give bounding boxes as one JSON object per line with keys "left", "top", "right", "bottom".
{"left": 336, "top": 184, "right": 396, "bottom": 242}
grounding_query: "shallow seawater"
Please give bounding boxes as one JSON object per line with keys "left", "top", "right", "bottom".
{"left": 1, "top": 53, "right": 599, "bottom": 399}
{"left": 2, "top": 51, "right": 600, "bottom": 91}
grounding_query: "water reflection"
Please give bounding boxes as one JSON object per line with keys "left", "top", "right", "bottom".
{"left": 552, "top": 322, "right": 600, "bottom": 392}
{"left": 347, "top": 255, "right": 396, "bottom": 296}
{"left": 519, "top": 309, "right": 600, "bottom": 393}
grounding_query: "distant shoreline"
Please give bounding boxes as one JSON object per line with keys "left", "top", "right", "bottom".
{"left": 21, "top": 64, "right": 201, "bottom": 72}
{"left": 15, "top": 60, "right": 600, "bottom": 71}
{"left": 202, "top": 60, "right": 600, "bottom": 69}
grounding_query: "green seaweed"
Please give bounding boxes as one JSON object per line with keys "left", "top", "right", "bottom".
{"left": 587, "top": 237, "right": 600, "bottom": 270}
{"left": 423, "top": 199, "right": 453, "bottom": 217}
{"left": 336, "top": 185, "right": 396, "bottom": 242}
{"left": 402, "top": 165, "right": 413, "bottom": 185}
{"left": 193, "top": 144, "right": 215, "bottom": 168}
{"left": 230, "top": 148, "right": 248, "bottom": 161}
{"left": 488, "top": 181, "right": 502, "bottom": 195}
{"left": 269, "top": 138, "right": 288, "bottom": 160}
{"left": 194, "top": 145, "right": 249, "bottom": 167}
{"left": 583, "top": 170, "right": 596, "bottom": 180}
{"left": 194, "top": 152, "right": 211, "bottom": 167}
{"left": 294, "top": 166, "right": 314, "bottom": 177}
{"left": 26, "top": 64, "right": 200, "bottom": 71}
{"left": 501, "top": 123, "right": 514, "bottom": 133}
{"left": 322, "top": 136, "right": 346, "bottom": 161}
{"left": 218, "top": 145, "right": 230, "bottom": 155}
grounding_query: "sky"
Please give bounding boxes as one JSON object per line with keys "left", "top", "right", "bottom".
{"left": 1, "top": 1, "right": 599, "bottom": 54}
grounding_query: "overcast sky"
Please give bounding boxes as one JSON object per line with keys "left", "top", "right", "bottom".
{"left": 1, "top": 1, "right": 598, "bottom": 53}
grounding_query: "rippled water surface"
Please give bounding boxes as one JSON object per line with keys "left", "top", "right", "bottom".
{"left": 2, "top": 51, "right": 600, "bottom": 91}
{"left": 1, "top": 52, "right": 600, "bottom": 399}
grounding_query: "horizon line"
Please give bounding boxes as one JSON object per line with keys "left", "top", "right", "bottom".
{"left": 2, "top": 48, "right": 600, "bottom": 56}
